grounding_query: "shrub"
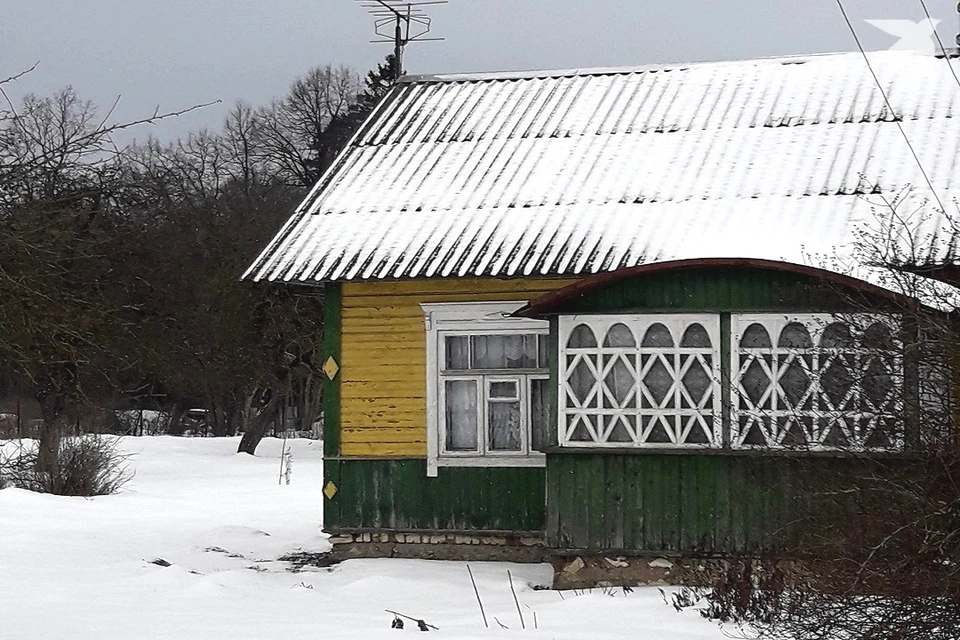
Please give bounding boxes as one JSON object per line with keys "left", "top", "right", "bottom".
{"left": 0, "top": 435, "right": 132, "bottom": 496}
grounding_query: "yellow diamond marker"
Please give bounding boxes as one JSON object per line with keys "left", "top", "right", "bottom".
{"left": 322, "top": 355, "right": 340, "bottom": 380}
{"left": 323, "top": 481, "right": 338, "bottom": 500}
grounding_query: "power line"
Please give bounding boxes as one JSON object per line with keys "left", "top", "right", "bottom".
{"left": 917, "top": 0, "right": 960, "bottom": 90}
{"left": 835, "top": 0, "right": 947, "bottom": 214}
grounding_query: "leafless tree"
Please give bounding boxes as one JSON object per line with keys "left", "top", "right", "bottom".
{"left": 253, "top": 65, "right": 361, "bottom": 187}
{"left": 0, "top": 67, "right": 211, "bottom": 479}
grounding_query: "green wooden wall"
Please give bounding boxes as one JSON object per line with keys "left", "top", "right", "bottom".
{"left": 547, "top": 453, "right": 870, "bottom": 555}
{"left": 325, "top": 460, "right": 546, "bottom": 533}
{"left": 547, "top": 265, "right": 894, "bottom": 315}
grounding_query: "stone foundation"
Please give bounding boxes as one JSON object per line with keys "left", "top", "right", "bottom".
{"left": 327, "top": 530, "right": 733, "bottom": 589}
{"left": 327, "top": 530, "right": 546, "bottom": 563}
{"left": 550, "top": 554, "right": 728, "bottom": 590}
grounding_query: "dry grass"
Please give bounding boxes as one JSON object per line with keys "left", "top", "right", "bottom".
{"left": 1, "top": 435, "right": 132, "bottom": 496}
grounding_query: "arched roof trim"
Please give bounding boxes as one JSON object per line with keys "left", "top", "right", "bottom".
{"left": 517, "top": 258, "right": 922, "bottom": 317}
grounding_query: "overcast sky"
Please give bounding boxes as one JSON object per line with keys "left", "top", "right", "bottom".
{"left": 2, "top": 0, "right": 957, "bottom": 142}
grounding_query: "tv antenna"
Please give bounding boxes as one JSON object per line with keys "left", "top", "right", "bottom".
{"left": 355, "top": 0, "right": 447, "bottom": 79}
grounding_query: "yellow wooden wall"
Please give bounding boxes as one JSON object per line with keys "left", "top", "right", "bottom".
{"left": 339, "top": 277, "right": 577, "bottom": 457}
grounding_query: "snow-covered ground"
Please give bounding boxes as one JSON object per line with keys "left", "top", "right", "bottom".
{"left": 1, "top": 437, "right": 728, "bottom": 639}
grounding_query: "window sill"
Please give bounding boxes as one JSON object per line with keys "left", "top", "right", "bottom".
{"left": 436, "top": 455, "right": 546, "bottom": 469}
{"left": 541, "top": 446, "right": 920, "bottom": 459}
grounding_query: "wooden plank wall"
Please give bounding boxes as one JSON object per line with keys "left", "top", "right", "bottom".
{"left": 326, "top": 459, "right": 546, "bottom": 532}
{"left": 547, "top": 453, "right": 877, "bottom": 555}
{"left": 339, "top": 277, "right": 576, "bottom": 457}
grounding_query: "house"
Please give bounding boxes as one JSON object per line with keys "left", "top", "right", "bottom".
{"left": 244, "top": 51, "right": 960, "bottom": 583}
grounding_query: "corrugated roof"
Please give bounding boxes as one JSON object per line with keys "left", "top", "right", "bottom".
{"left": 244, "top": 51, "right": 960, "bottom": 284}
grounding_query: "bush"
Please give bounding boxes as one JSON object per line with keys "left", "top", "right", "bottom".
{"left": 0, "top": 435, "right": 132, "bottom": 496}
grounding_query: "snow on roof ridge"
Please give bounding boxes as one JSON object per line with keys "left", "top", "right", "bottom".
{"left": 397, "top": 50, "right": 932, "bottom": 84}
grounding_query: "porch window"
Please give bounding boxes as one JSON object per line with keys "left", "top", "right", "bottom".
{"left": 558, "top": 315, "right": 723, "bottom": 447}
{"left": 731, "top": 314, "right": 903, "bottom": 451}
{"left": 422, "top": 302, "right": 548, "bottom": 476}
{"left": 556, "top": 313, "right": 903, "bottom": 452}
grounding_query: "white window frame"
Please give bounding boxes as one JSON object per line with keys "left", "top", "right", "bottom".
{"left": 557, "top": 314, "right": 723, "bottom": 448}
{"left": 422, "top": 301, "right": 548, "bottom": 477}
{"left": 731, "top": 313, "right": 903, "bottom": 452}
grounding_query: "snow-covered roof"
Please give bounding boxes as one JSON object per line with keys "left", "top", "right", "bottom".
{"left": 245, "top": 51, "right": 960, "bottom": 284}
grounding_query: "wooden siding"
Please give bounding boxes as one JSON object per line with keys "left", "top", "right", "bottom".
{"left": 325, "top": 459, "right": 545, "bottom": 533}
{"left": 338, "top": 277, "right": 576, "bottom": 457}
{"left": 547, "top": 453, "right": 871, "bottom": 555}
{"left": 544, "top": 265, "right": 901, "bottom": 315}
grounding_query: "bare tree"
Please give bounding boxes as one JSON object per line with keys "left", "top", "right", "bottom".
{"left": 253, "top": 65, "right": 360, "bottom": 187}
{"left": 0, "top": 68, "right": 210, "bottom": 479}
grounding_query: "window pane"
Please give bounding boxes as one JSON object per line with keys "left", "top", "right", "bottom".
{"left": 680, "top": 323, "right": 712, "bottom": 348}
{"left": 488, "top": 401, "right": 522, "bottom": 451}
{"left": 444, "top": 380, "right": 478, "bottom": 451}
{"left": 471, "top": 334, "right": 537, "bottom": 369}
{"left": 778, "top": 323, "right": 813, "bottom": 348}
{"left": 567, "top": 324, "right": 597, "bottom": 348}
{"left": 820, "top": 323, "right": 853, "bottom": 348}
{"left": 603, "top": 323, "right": 636, "bottom": 347}
{"left": 641, "top": 323, "right": 674, "bottom": 347}
{"left": 444, "top": 336, "right": 470, "bottom": 370}
{"left": 530, "top": 378, "right": 549, "bottom": 451}
{"left": 740, "top": 323, "right": 772, "bottom": 348}
{"left": 489, "top": 380, "right": 518, "bottom": 398}
{"left": 537, "top": 334, "right": 548, "bottom": 368}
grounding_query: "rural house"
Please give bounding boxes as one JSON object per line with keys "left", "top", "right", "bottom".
{"left": 244, "top": 51, "right": 960, "bottom": 583}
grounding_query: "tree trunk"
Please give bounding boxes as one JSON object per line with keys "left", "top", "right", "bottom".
{"left": 167, "top": 405, "right": 186, "bottom": 436}
{"left": 237, "top": 396, "right": 281, "bottom": 455}
{"left": 36, "top": 395, "right": 66, "bottom": 482}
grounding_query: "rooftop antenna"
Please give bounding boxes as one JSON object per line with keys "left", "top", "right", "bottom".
{"left": 354, "top": 0, "right": 447, "bottom": 79}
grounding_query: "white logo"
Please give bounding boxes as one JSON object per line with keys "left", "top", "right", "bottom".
{"left": 865, "top": 19, "right": 941, "bottom": 54}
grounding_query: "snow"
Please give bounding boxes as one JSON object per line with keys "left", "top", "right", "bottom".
{"left": 1, "top": 436, "right": 725, "bottom": 639}
{"left": 248, "top": 51, "right": 960, "bottom": 286}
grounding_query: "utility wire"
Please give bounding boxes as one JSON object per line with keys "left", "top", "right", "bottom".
{"left": 918, "top": 0, "right": 960, "bottom": 90}
{"left": 835, "top": 0, "right": 947, "bottom": 214}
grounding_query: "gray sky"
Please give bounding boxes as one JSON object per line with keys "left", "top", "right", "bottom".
{"left": 2, "top": 0, "right": 957, "bottom": 142}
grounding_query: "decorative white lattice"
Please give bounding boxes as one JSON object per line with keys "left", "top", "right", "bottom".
{"left": 558, "top": 315, "right": 722, "bottom": 447}
{"left": 731, "top": 314, "right": 903, "bottom": 451}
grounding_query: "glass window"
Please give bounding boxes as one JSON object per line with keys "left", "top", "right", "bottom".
{"left": 529, "top": 378, "right": 549, "bottom": 451}
{"left": 444, "top": 380, "right": 478, "bottom": 452}
{"left": 732, "top": 314, "right": 902, "bottom": 452}
{"left": 444, "top": 335, "right": 470, "bottom": 370}
{"left": 438, "top": 328, "right": 547, "bottom": 459}
{"left": 559, "top": 315, "right": 721, "bottom": 447}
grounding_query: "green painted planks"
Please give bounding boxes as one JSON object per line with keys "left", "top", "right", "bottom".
{"left": 323, "top": 283, "right": 342, "bottom": 458}
{"left": 324, "top": 460, "right": 546, "bottom": 533}
{"left": 549, "top": 266, "right": 882, "bottom": 315}
{"left": 547, "top": 453, "right": 877, "bottom": 555}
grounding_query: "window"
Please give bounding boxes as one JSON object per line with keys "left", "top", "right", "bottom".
{"left": 556, "top": 313, "right": 904, "bottom": 453}
{"left": 732, "top": 314, "right": 903, "bottom": 451}
{"left": 558, "top": 315, "right": 722, "bottom": 447}
{"left": 422, "top": 302, "right": 548, "bottom": 476}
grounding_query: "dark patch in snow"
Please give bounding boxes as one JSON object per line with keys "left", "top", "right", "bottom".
{"left": 150, "top": 558, "right": 171, "bottom": 567}
{"left": 279, "top": 551, "right": 337, "bottom": 571}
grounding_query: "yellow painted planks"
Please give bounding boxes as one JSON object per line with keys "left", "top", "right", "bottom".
{"left": 341, "top": 441, "right": 426, "bottom": 457}
{"left": 341, "top": 427, "right": 425, "bottom": 443}
{"left": 338, "top": 276, "right": 577, "bottom": 458}
{"left": 342, "top": 380, "right": 426, "bottom": 398}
